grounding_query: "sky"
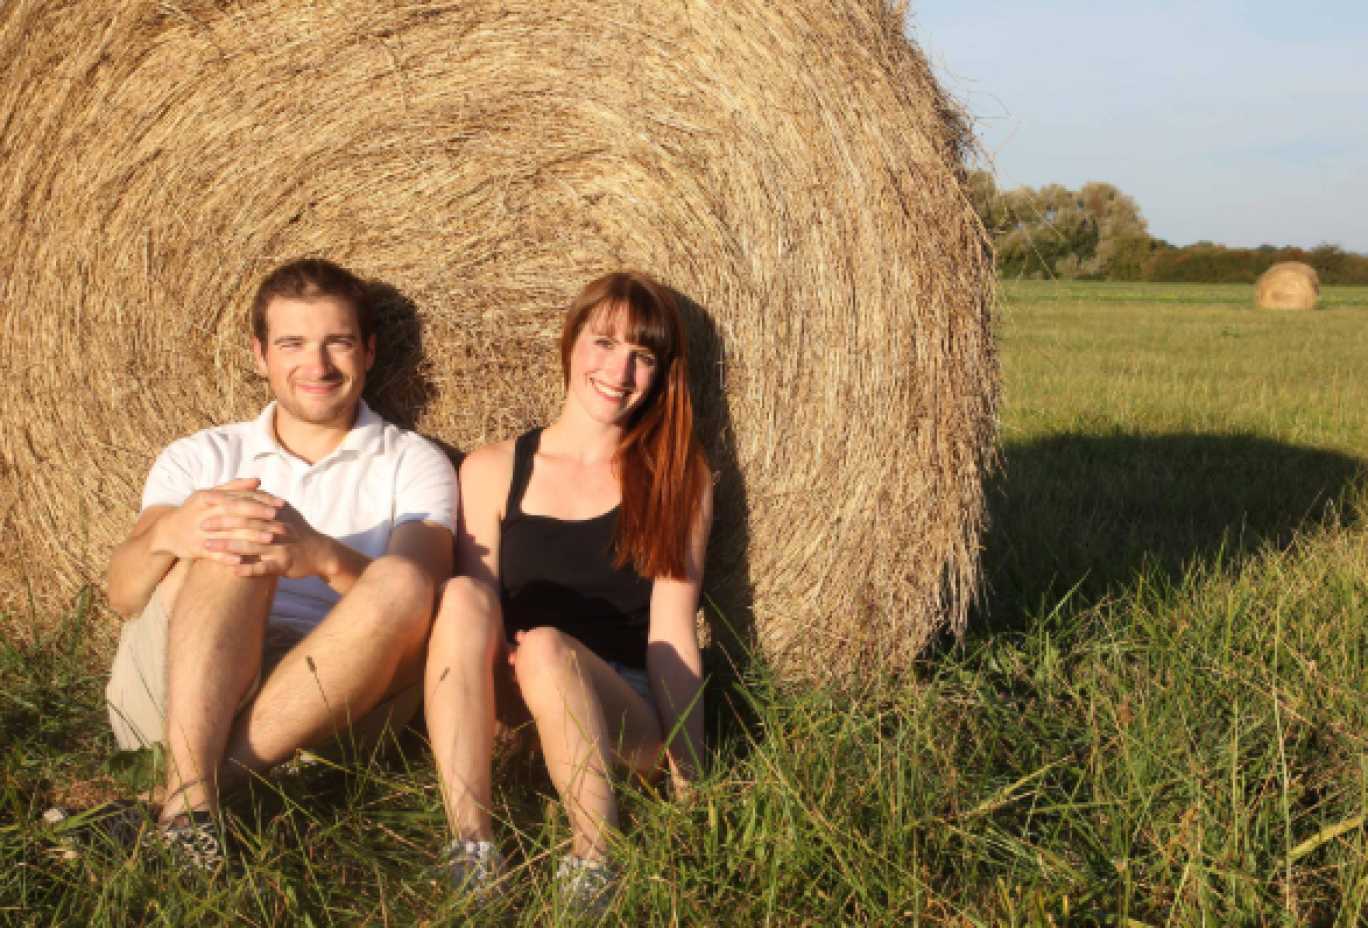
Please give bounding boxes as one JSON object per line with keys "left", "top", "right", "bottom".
{"left": 908, "top": 0, "right": 1368, "bottom": 254}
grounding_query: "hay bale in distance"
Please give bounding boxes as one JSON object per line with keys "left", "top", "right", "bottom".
{"left": 1255, "top": 262, "right": 1320, "bottom": 310}
{"left": 0, "top": 0, "right": 997, "bottom": 679}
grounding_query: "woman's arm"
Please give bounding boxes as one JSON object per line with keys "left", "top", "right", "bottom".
{"left": 454, "top": 442, "right": 515, "bottom": 589}
{"left": 646, "top": 479, "right": 714, "bottom": 789}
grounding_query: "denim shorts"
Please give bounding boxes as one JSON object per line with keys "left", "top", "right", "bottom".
{"left": 607, "top": 661, "right": 656, "bottom": 706}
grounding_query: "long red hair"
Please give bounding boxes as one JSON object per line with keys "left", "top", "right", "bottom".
{"left": 561, "top": 271, "right": 710, "bottom": 581}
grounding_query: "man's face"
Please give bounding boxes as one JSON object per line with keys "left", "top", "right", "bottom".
{"left": 252, "top": 295, "right": 375, "bottom": 433}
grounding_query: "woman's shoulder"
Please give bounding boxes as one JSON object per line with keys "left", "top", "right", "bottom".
{"left": 460, "top": 437, "right": 516, "bottom": 474}
{"left": 454, "top": 438, "right": 519, "bottom": 524}
{"left": 457, "top": 437, "right": 519, "bottom": 493}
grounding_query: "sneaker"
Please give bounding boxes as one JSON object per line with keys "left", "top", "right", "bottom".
{"left": 158, "top": 811, "right": 228, "bottom": 875}
{"left": 554, "top": 854, "right": 622, "bottom": 920}
{"left": 41, "top": 799, "right": 150, "bottom": 859}
{"left": 443, "top": 838, "right": 507, "bottom": 903}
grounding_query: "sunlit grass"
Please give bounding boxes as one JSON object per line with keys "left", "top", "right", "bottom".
{"left": 1003, "top": 280, "right": 1368, "bottom": 309}
{"left": 5, "top": 281, "right": 1368, "bottom": 924}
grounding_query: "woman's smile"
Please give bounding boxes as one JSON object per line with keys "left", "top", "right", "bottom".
{"left": 590, "top": 378, "right": 631, "bottom": 402}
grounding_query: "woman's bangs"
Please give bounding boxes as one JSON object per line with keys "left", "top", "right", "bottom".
{"left": 590, "top": 292, "right": 673, "bottom": 360}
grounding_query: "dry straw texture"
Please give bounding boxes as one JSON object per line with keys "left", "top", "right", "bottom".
{"left": 0, "top": 0, "right": 997, "bottom": 678}
{"left": 1255, "top": 261, "right": 1320, "bottom": 311}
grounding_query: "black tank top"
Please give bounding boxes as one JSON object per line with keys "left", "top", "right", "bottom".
{"left": 499, "top": 429, "right": 653, "bottom": 669}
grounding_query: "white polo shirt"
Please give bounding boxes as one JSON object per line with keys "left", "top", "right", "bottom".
{"left": 142, "top": 400, "right": 457, "bottom": 636}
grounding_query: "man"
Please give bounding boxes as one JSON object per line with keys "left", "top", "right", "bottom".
{"left": 104, "top": 258, "right": 455, "bottom": 869}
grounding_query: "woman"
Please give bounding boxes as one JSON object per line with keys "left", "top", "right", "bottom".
{"left": 424, "top": 271, "right": 713, "bottom": 909}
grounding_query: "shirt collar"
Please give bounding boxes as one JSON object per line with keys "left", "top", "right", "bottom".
{"left": 246, "top": 403, "right": 282, "bottom": 460}
{"left": 246, "top": 400, "right": 386, "bottom": 461}
{"left": 338, "top": 400, "right": 386, "bottom": 457}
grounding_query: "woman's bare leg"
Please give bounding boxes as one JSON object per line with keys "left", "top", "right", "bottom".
{"left": 512, "top": 627, "right": 662, "bottom": 860}
{"left": 425, "top": 578, "right": 504, "bottom": 841}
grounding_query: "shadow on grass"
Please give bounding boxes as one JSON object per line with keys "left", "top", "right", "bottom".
{"left": 978, "top": 430, "right": 1365, "bottom": 635}
{"left": 0, "top": 589, "right": 118, "bottom": 809}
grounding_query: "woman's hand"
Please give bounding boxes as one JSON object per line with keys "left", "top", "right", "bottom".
{"left": 671, "top": 770, "right": 700, "bottom": 807}
{"left": 505, "top": 629, "right": 526, "bottom": 683}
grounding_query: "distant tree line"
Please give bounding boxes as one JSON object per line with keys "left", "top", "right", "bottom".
{"left": 968, "top": 171, "right": 1368, "bottom": 285}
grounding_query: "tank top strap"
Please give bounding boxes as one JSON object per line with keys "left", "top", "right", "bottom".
{"left": 504, "top": 428, "right": 543, "bottom": 518}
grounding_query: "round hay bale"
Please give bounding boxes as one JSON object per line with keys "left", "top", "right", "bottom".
{"left": 0, "top": 0, "right": 997, "bottom": 679}
{"left": 1255, "top": 261, "right": 1320, "bottom": 310}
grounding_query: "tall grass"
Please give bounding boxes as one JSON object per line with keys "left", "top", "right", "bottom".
{"left": 5, "top": 282, "right": 1368, "bottom": 924}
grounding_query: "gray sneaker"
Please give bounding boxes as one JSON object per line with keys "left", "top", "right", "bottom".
{"left": 554, "top": 854, "right": 622, "bottom": 921}
{"left": 41, "top": 799, "right": 150, "bottom": 859}
{"left": 158, "top": 811, "right": 227, "bottom": 875}
{"left": 443, "top": 838, "right": 507, "bottom": 902}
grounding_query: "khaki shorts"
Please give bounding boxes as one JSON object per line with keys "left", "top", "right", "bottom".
{"left": 106, "top": 586, "right": 421, "bottom": 757}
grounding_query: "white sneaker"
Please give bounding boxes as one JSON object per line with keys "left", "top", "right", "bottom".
{"left": 554, "top": 853, "right": 622, "bottom": 920}
{"left": 443, "top": 838, "right": 507, "bottom": 903}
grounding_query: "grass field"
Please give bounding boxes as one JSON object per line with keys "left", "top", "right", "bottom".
{"left": 5, "top": 281, "right": 1368, "bottom": 925}
{"left": 1004, "top": 281, "right": 1368, "bottom": 310}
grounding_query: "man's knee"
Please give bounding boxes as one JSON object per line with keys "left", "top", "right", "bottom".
{"left": 150, "top": 556, "right": 251, "bottom": 617}
{"left": 186, "top": 555, "right": 277, "bottom": 590}
{"left": 353, "top": 555, "right": 438, "bottom": 637}
{"left": 169, "top": 558, "right": 275, "bottom": 626}
{"left": 156, "top": 558, "right": 194, "bottom": 614}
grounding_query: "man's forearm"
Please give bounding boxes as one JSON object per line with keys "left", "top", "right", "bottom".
{"left": 106, "top": 512, "right": 178, "bottom": 617}
{"left": 313, "top": 535, "right": 374, "bottom": 596}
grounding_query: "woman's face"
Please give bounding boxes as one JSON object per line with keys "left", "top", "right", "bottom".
{"left": 567, "top": 309, "right": 661, "bottom": 426}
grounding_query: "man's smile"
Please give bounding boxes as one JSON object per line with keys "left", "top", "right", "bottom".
{"left": 295, "top": 380, "right": 343, "bottom": 395}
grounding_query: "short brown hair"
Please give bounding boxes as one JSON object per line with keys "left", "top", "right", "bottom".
{"left": 250, "top": 258, "right": 373, "bottom": 341}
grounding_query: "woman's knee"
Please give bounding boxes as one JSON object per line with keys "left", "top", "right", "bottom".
{"left": 514, "top": 627, "right": 586, "bottom": 708}
{"left": 432, "top": 577, "right": 502, "bottom": 663}
{"left": 514, "top": 626, "right": 575, "bottom": 666}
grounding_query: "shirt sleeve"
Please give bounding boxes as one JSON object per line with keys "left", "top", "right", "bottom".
{"left": 140, "top": 436, "right": 203, "bottom": 511}
{"left": 392, "top": 437, "right": 459, "bottom": 534}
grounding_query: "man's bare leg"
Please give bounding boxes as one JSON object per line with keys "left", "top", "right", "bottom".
{"left": 215, "top": 556, "right": 436, "bottom": 795}
{"left": 161, "top": 560, "right": 275, "bottom": 823}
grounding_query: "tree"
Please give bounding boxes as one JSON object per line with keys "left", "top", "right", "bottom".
{"left": 964, "top": 174, "right": 1150, "bottom": 280}
{"left": 962, "top": 172, "right": 1368, "bottom": 283}
{"left": 1104, "top": 232, "right": 1160, "bottom": 281}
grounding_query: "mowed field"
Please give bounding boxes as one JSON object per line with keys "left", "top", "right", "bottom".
{"left": 5, "top": 281, "right": 1368, "bottom": 925}
{"left": 992, "top": 281, "right": 1368, "bottom": 614}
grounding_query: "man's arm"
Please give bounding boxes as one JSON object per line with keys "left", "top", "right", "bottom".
{"left": 107, "top": 505, "right": 178, "bottom": 618}
{"left": 385, "top": 439, "right": 460, "bottom": 586}
{"left": 386, "top": 519, "right": 455, "bottom": 587}
{"left": 106, "top": 477, "right": 282, "bottom": 617}
{"left": 201, "top": 502, "right": 404, "bottom": 596}
{"left": 200, "top": 442, "right": 456, "bottom": 594}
